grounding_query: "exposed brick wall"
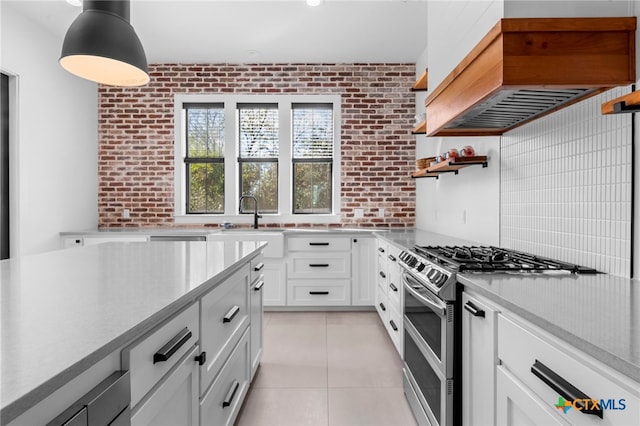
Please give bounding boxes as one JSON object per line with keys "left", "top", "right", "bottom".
{"left": 98, "top": 63, "right": 416, "bottom": 229}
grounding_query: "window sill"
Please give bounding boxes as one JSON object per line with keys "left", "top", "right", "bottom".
{"left": 174, "top": 214, "right": 342, "bottom": 226}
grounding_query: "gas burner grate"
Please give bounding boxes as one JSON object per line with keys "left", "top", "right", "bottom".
{"left": 414, "top": 245, "right": 598, "bottom": 274}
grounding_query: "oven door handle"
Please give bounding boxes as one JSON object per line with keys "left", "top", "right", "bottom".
{"left": 402, "top": 272, "right": 447, "bottom": 317}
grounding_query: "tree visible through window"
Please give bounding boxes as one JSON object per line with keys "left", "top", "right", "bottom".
{"left": 292, "top": 104, "right": 333, "bottom": 214}
{"left": 185, "top": 104, "right": 225, "bottom": 213}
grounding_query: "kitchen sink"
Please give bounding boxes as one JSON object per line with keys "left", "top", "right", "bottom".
{"left": 209, "top": 230, "right": 284, "bottom": 257}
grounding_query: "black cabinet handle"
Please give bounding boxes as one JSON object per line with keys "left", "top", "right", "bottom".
{"left": 464, "top": 301, "right": 485, "bottom": 318}
{"left": 390, "top": 283, "right": 398, "bottom": 292}
{"left": 379, "top": 271, "right": 386, "bottom": 278}
{"left": 254, "top": 280, "right": 265, "bottom": 291}
{"left": 223, "top": 305, "right": 240, "bottom": 323}
{"left": 389, "top": 320, "right": 398, "bottom": 331}
{"left": 222, "top": 380, "right": 240, "bottom": 408}
{"left": 153, "top": 327, "right": 192, "bottom": 364}
{"left": 379, "top": 302, "right": 386, "bottom": 311}
{"left": 531, "top": 360, "right": 603, "bottom": 419}
{"left": 310, "top": 291, "right": 330, "bottom": 295}
{"left": 388, "top": 254, "right": 396, "bottom": 262}
{"left": 254, "top": 262, "right": 265, "bottom": 272}
{"left": 378, "top": 247, "right": 385, "bottom": 253}
{"left": 309, "top": 263, "right": 329, "bottom": 267}
{"left": 309, "top": 242, "right": 330, "bottom": 246}
{"left": 194, "top": 352, "right": 207, "bottom": 366}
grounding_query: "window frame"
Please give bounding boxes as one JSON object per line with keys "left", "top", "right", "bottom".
{"left": 174, "top": 94, "right": 341, "bottom": 225}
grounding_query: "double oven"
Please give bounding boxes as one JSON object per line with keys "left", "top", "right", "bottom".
{"left": 398, "top": 245, "right": 596, "bottom": 426}
{"left": 399, "top": 250, "right": 460, "bottom": 426}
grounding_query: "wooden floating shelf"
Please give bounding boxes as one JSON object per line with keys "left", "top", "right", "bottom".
{"left": 601, "top": 90, "right": 640, "bottom": 114}
{"left": 412, "top": 69, "right": 428, "bottom": 91}
{"left": 411, "top": 156, "right": 489, "bottom": 179}
{"left": 411, "top": 120, "right": 426, "bottom": 134}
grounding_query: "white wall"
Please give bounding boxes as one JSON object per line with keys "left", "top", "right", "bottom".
{"left": 1, "top": 4, "right": 98, "bottom": 256}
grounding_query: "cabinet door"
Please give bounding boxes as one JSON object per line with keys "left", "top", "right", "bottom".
{"left": 351, "top": 236, "right": 375, "bottom": 306}
{"left": 462, "top": 292, "right": 499, "bottom": 426}
{"left": 262, "top": 259, "right": 285, "bottom": 306}
{"left": 131, "top": 346, "right": 199, "bottom": 426}
{"left": 250, "top": 276, "right": 264, "bottom": 381}
{"left": 496, "top": 366, "right": 569, "bottom": 426}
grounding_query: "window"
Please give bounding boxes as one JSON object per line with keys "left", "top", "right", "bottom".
{"left": 238, "top": 104, "right": 279, "bottom": 213}
{"left": 184, "top": 103, "right": 225, "bottom": 214}
{"left": 175, "top": 94, "right": 340, "bottom": 224}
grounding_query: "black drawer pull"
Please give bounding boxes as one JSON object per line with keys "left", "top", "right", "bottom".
{"left": 379, "top": 271, "right": 386, "bottom": 278}
{"left": 309, "top": 263, "right": 329, "bottom": 267}
{"left": 389, "top": 320, "right": 398, "bottom": 331}
{"left": 222, "top": 380, "right": 240, "bottom": 408}
{"left": 531, "top": 360, "right": 603, "bottom": 419}
{"left": 390, "top": 283, "right": 398, "bottom": 292}
{"left": 464, "top": 301, "right": 485, "bottom": 317}
{"left": 310, "top": 291, "right": 329, "bottom": 295}
{"left": 153, "top": 327, "right": 192, "bottom": 364}
{"left": 254, "top": 262, "right": 265, "bottom": 272}
{"left": 194, "top": 351, "right": 206, "bottom": 366}
{"left": 388, "top": 254, "right": 396, "bottom": 262}
{"left": 309, "top": 242, "right": 330, "bottom": 246}
{"left": 379, "top": 302, "right": 386, "bottom": 311}
{"left": 378, "top": 247, "right": 385, "bottom": 253}
{"left": 223, "top": 305, "right": 240, "bottom": 323}
{"left": 254, "top": 280, "right": 265, "bottom": 291}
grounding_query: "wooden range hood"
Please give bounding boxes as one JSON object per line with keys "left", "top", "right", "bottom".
{"left": 425, "top": 17, "right": 636, "bottom": 137}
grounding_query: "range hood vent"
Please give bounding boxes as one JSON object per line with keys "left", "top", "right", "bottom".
{"left": 426, "top": 18, "right": 636, "bottom": 137}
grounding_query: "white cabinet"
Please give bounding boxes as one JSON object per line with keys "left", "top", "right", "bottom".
{"left": 352, "top": 236, "right": 375, "bottom": 306}
{"left": 496, "top": 313, "right": 640, "bottom": 426}
{"left": 461, "top": 291, "right": 500, "bottom": 426}
{"left": 262, "top": 259, "right": 286, "bottom": 306}
{"left": 200, "top": 329, "right": 250, "bottom": 426}
{"left": 374, "top": 237, "right": 403, "bottom": 356}
{"left": 131, "top": 345, "right": 200, "bottom": 426}
{"left": 62, "top": 234, "right": 150, "bottom": 248}
{"left": 249, "top": 257, "right": 264, "bottom": 381}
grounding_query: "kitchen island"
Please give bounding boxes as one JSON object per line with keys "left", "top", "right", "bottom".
{"left": 0, "top": 240, "right": 266, "bottom": 425}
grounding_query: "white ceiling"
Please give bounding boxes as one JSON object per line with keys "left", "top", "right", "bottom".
{"left": 3, "top": 0, "right": 429, "bottom": 63}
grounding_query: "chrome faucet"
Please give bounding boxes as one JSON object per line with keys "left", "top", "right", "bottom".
{"left": 239, "top": 195, "right": 262, "bottom": 229}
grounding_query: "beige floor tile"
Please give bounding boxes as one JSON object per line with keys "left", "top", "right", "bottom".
{"left": 266, "top": 311, "right": 327, "bottom": 326}
{"left": 328, "top": 388, "right": 417, "bottom": 426}
{"left": 325, "top": 311, "right": 382, "bottom": 325}
{"left": 327, "top": 324, "right": 403, "bottom": 388}
{"left": 236, "top": 387, "right": 329, "bottom": 426}
{"left": 254, "top": 324, "right": 327, "bottom": 388}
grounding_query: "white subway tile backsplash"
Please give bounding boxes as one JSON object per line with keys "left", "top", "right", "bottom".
{"left": 501, "top": 86, "right": 633, "bottom": 278}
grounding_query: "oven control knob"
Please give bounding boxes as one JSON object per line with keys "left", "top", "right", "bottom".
{"left": 435, "top": 274, "right": 448, "bottom": 287}
{"left": 416, "top": 263, "right": 426, "bottom": 272}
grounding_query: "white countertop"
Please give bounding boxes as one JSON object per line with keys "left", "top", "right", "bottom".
{"left": 0, "top": 240, "right": 265, "bottom": 424}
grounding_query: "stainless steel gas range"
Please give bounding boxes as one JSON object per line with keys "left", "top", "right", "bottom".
{"left": 398, "top": 245, "right": 597, "bottom": 426}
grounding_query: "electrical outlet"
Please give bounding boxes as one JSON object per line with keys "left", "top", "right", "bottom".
{"left": 378, "top": 208, "right": 385, "bottom": 218}
{"left": 354, "top": 208, "right": 364, "bottom": 218}
{"left": 123, "top": 209, "right": 130, "bottom": 219}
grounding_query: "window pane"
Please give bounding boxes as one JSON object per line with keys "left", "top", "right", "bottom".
{"left": 188, "top": 163, "right": 224, "bottom": 213}
{"left": 293, "top": 162, "right": 332, "bottom": 214}
{"left": 186, "top": 106, "right": 224, "bottom": 158}
{"left": 239, "top": 105, "right": 279, "bottom": 158}
{"left": 241, "top": 162, "right": 278, "bottom": 213}
{"left": 292, "top": 105, "right": 333, "bottom": 159}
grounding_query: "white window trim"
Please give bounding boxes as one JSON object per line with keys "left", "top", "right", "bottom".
{"left": 173, "top": 94, "right": 342, "bottom": 225}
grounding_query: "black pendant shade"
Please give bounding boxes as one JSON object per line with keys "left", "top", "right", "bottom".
{"left": 60, "top": 0, "right": 149, "bottom": 86}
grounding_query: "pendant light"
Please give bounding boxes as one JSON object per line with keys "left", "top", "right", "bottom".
{"left": 60, "top": 0, "right": 149, "bottom": 87}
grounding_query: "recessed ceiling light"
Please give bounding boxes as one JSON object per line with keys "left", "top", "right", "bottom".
{"left": 306, "top": 0, "right": 323, "bottom": 7}
{"left": 66, "top": 0, "right": 82, "bottom": 7}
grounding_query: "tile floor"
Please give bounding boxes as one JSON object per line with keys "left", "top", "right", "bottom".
{"left": 236, "top": 311, "right": 417, "bottom": 426}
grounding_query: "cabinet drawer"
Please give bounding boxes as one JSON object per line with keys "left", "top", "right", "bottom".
{"left": 287, "top": 236, "right": 351, "bottom": 252}
{"left": 375, "top": 286, "right": 389, "bottom": 323}
{"left": 287, "top": 279, "right": 350, "bottom": 306}
{"left": 200, "top": 265, "right": 250, "bottom": 396}
{"left": 122, "top": 303, "right": 199, "bottom": 409}
{"left": 288, "top": 253, "right": 351, "bottom": 278}
{"left": 376, "top": 239, "right": 388, "bottom": 257}
{"left": 200, "top": 329, "right": 250, "bottom": 426}
{"left": 498, "top": 314, "right": 639, "bottom": 425}
{"left": 387, "top": 268, "right": 402, "bottom": 310}
{"left": 250, "top": 253, "right": 265, "bottom": 284}
{"left": 387, "top": 305, "right": 403, "bottom": 356}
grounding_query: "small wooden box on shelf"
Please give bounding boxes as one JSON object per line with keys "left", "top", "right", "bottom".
{"left": 412, "top": 156, "right": 489, "bottom": 179}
